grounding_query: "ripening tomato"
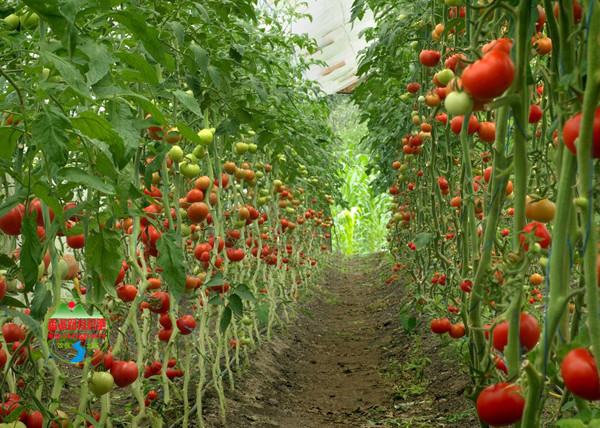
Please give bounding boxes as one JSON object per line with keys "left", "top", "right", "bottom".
{"left": 476, "top": 383, "right": 524, "bottom": 426}
{"left": 450, "top": 115, "right": 478, "bottom": 135}
{"left": 187, "top": 202, "right": 209, "bottom": 223}
{"left": 492, "top": 312, "right": 540, "bottom": 353}
{"left": 520, "top": 222, "right": 551, "bottom": 250}
{"left": 462, "top": 51, "right": 515, "bottom": 100}
{"left": 419, "top": 50, "right": 441, "bottom": 67}
{"left": 562, "top": 107, "right": 600, "bottom": 158}
{"left": 444, "top": 53, "right": 466, "bottom": 72}
{"left": 525, "top": 196, "right": 556, "bottom": 223}
{"left": 477, "top": 121, "right": 496, "bottom": 143}
{"left": 482, "top": 38, "right": 514, "bottom": 55}
{"left": 561, "top": 348, "right": 600, "bottom": 401}
{"left": 147, "top": 291, "right": 170, "bottom": 314}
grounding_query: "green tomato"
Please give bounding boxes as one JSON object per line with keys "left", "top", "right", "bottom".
{"left": 417, "top": 95, "right": 425, "bottom": 103}
{"left": 411, "top": 41, "right": 419, "bottom": 51}
{"left": 399, "top": 164, "right": 408, "bottom": 173}
{"left": 193, "top": 145, "right": 205, "bottom": 158}
{"left": 400, "top": 94, "right": 412, "bottom": 103}
{"left": 3, "top": 14, "right": 20, "bottom": 30}
{"left": 89, "top": 371, "right": 114, "bottom": 396}
{"left": 180, "top": 224, "right": 191, "bottom": 237}
{"left": 168, "top": 145, "right": 184, "bottom": 162}
{"left": 235, "top": 219, "right": 247, "bottom": 228}
{"left": 444, "top": 91, "right": 474, "bottom": 116}
{"left": 19, "top": 12, "right": 38, "bottom": 29}
{"left": 235, "top": 142, "right": 249, "bottom": 155}
{"left": 185, "top": 89, "right": 194, "bottom": 96}
{"left": 241, "top": 337, "right": 253, "bottom": 346}
{"left": 179, "top": 163, "right": 201, "bottom": 178}
{"left": 257, "top": 197, "right": 267, "bottom": 206}
{"left": 437, "top": 68, "right": 455, "bottom": 86}
{"left": 248, "top": 143, "right": 258, "bottom": 154}
{"left": 184, "top": 153, "right": 197, "bottom": 164}
{"left": 255, "top": 171, "right": 264, "bottom": 179}
{"left": 242, "top": 317, "right": 253, "bottom": 326}
{"left": 197, "top": 128, "right": 213, "bottom": 146}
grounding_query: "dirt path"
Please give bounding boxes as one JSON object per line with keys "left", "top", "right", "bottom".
{"left": 204, "top": 253, "right": 476, "bottom": 428}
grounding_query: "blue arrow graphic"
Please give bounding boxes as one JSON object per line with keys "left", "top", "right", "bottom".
{"left": 70, "top": 340, "right": 86, "bottom": 363}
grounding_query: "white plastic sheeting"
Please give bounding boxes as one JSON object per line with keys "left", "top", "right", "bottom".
{"left": 268, "top": 0, "right": 375, "bottom": 94}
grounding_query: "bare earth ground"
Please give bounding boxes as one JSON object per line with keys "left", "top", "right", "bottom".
{"left": 204, "top": 253, "right": 477, "bottom": 428}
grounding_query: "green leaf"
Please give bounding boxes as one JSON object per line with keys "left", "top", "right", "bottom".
{"left": 85, "top": 229, "right": 124, "bottom": 303}
{"left": 0, "top": 127, "right": 22, "bottom": 159}
{"left": 297, "top": 306, "right": 313, "bottom": 319}
{"left": 0, "top": 188, "right": 26, "bottom": 218}
{"left": 115, "top": 52, "right": 160, "bottom": 87}
{"left": 256, "top": 303, "right": 270, "bottom": 325}
{"left": 219, "top": 306, "right": 232, "bottom": 334}
{"left": 414, "top": 232, "right": 432, "bottom": 250}
{"left": 40, "top": 51, "right": 90, "bottom": 98}
{"left": 22, "top": 0, "right": 69, "bottom": 38}
{"left": 208, "top": 293, "right": 224, "bottom": 306}
{"left": 173, "top": 90, "right": 203, "bottom": 116}
{"left": 81, "top": 39, "right": 116, "bottom": 85}
{"left": 228, "top": 294, "right": 243, "bottom": 317}
{"left": 175, "top": 122, "right": 202, "bottom": 144}
{"left": 0, "top": 296, "right": 26, "bottom": 309}
{"left": 207, "top": 66, "right": 222, "bottom": 88}
{"left": 0, "top": 254, "right": 15, "bottom": 268}
{"left": 203, "top": 271, "right": 225, "bottom": 288}
{"left": 21, "top": 213, "right": 42, "bottom": 292}
{"left": 111, "top": 11, "right": 169, "bottom": 68}
{"left": 234, "top": 284, "right": 255, "bottom": 301}
{"left": 31, "top": 281, "right": 52, "bottom": 321}
{"left": 32, "top": 106, "right": 71, "bottom": 166}
{"left": 58, "top": 167, "right": 116, "bottom": 194}
{"left": 555, "top": 420, "right": 587, "bottom": 428}
{"left": 401, "top": 316, "right": 417, "bottom": 333}
{"left": 157, "top": 231, "right": 187, "bottom": 304}
{"left": 190, "top": 45, "right": 208, "bottom": 73}
{"left": 72, "top": 111, "right": 124, "bottom": 148}
{"left": 167, "top": 21, "right": 185, "bottom": 46}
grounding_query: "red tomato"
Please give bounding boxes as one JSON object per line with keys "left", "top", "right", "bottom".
{"left": 536, "top": 4, "right": 546, "bottom": 32}
{"left": 462, "top": 51, "right": 515, "bottom": 100}
{"left": 0, "top": 204, "right": 25, "bottom": 236}
{"left": 26, "top": 410, "right": 44, "bottom": 428}
{"left": 28, "top": 199, "right": 55, "bottom": 227}
{"left": 519, "top": 222, "right": 551, "bottom": 250}
{"left": 116, "top": 285, "right": 138, "bottom": 303}
{"left": 2, "top": 323, "right": 24, "bottom": 343}
{"left": 528, "top": 105, "right": 543, "bottom": 123}
{"left": 147, "top": 291, "right": 170, "bottom": 314}
{"left": 430, "top": 318, "right": 451, "bottom": 334}
{"left": 66, "top": 234, "right": 85, "bottom": 249}
{"left": 111, "top": 361, "right": 139, "bottom": 387}
{"left": 407, "top": 82, "right": 420, "bottom": 93}
{"left": 477, "top": 121, "right": 496, "bottom": 143}
{"left": 444, "top": 53, "right": 467, "bottom": 72}
{"left": 562, "top": 107, "right": 600, "bottom": 158}
{"left": 476, "top": 383, "right": 524, "bottom": 426}
{"left": 561, "top": 348, "right": 600, "bottom": 401}
{"left": 450, "top": 115, "right": 478, "bottom": 135}
{"left": 492, "top": 313, "right": 540, "bottom": 353}
{"left": 553, "top": 0, "right": 583, "bottom": 23}
{"left": 419, "top": 50, "right": 441, "bottom": 67}
{"left": 176, "top": 315, "right": 196, "bottom": 335}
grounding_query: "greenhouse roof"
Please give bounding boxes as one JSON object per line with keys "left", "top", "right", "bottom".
{"left": 271, "top": 0, "right": 375, "bottom": 94}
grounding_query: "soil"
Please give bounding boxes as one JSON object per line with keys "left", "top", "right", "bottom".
{"left": 203, "top": 253, "right": 477, "bottom": 428}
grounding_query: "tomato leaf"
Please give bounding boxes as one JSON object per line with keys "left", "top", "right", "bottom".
{"left": 32, "top": 106, "right": 71, "bottom": 166}
{"left": 41, "top": 51, "right": 91, "bottom": 98}
{"left": 85, "top": 228, "right": 123, "bottom": 303}
{"left": 31, "top": 281, "right": 52, "bottom": 321}
{"left": 228, "top": 294, "right": 243, "bottom": 318}
{"left": 157, "top": 231, "right": 187, "bottom": 304}
{"left": 203, "top": 271, "right": 225, "bottom": 288}
{"left": 219, "top": 306, "right": 232, "bottom": 334}
{"left": 21, "top": 213, "right": 42, "bottom": 292}
{"left": 233, "top": 284, "right": 255, "bottom": 301}
{"left": 0, "top": 127, "right": 22, "bottom": 159}
{"left": 414, "top": 232, "right": 432, "bottom": 250}
{"left": 0, "top": 296, "right": 26, "bottom": 309}
{"left": 256, "top": 303, "right": 270, "bottom": 325}
{"left": 58, "top": 167, "right": 116, "bottom": 195}
{"left": 176, "top": 122, "right": 203, "bottom": 144}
